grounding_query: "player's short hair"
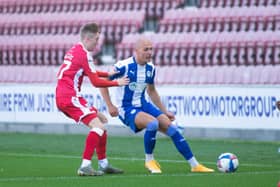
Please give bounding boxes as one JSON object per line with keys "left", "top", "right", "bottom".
{"left": 80, "top": 23, "right": 100, "bottom": 40}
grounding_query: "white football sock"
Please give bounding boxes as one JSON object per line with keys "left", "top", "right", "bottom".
{"left": 188, "top": 157, "right": 199, "bottom": 168}
{"left": 145, "top": 154, "right": 154, "bottom": 162}
{"left": 81, "top": 159, "right": 91, "bottom": 168}
{"left": 98, "top": 158, "right": 109, "bottom": 168}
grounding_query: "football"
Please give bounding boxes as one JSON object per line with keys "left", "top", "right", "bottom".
{"left": 217, "top": 152, "right": 239, "bottom": 173}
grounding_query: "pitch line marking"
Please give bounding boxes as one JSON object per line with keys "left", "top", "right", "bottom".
{"left": 0, "top": 152, "right": 276, "bottom": 168}
{"left": 0, "top": 170, "right": 280, "bottom": 182}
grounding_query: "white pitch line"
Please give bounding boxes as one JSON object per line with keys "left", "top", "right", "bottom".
{"left": 0, "top": 170, "right": 280, "bottom": 182}
{"left": 0, "top": 152, "right": 277, "bottom": 168}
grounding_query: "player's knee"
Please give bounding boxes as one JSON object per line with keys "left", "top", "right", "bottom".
{"left": 82, "top": 113, "right": 98, "bottom": 126}
{"left": 166, "top": 125, "right": 178, "bottom": 137}
{"left": 146, "top": 120, "right": 159, "bottom": 131}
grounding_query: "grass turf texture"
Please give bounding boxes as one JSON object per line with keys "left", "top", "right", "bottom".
{"left": 0, "top": 132, "right": 279, "bottom": 187}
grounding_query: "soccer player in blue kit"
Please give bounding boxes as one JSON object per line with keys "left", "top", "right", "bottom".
{"left": 100, "top": 37, "right": 214, "bottom": 173}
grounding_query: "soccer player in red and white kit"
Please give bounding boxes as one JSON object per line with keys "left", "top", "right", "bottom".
{"left": 55, "top": 23, "right": 129, "bottom": 176}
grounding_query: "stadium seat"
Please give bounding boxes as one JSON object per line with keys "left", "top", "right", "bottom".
{"left": 271, "top": 65, "right": 280, "bottom": 84}
{"left": 177, "top": 43, "right": 187, "bottom": 66}
{"left": 1, "top": 0, "right": 279, "bottom": 69}
{"left": 155, "top": 65, "right": 169, "bottom": 85}
{"left": 231, "top": 65, "right": 244, "bottom": 84}
{"left": 171, "top": 66, "right": 186, "bottom": 84}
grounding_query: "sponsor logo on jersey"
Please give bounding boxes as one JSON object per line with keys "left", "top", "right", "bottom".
{"left": 128, "top": 82, "right": 146, "bottom": 91}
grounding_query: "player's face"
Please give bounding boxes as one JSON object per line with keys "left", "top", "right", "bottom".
{"left": 136, "top": 41, "right": 153, "bottom": 65}
{"left": 86, "top": 32, "right": 100, "bottom": 51}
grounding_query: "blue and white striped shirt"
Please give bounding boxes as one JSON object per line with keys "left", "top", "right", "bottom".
{"left": 110, "top": 56, "right": 156, "bottom": 108}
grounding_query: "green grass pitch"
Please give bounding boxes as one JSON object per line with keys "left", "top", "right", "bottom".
{"left": 0, "top": 132, "right": 279, "bottom": 187}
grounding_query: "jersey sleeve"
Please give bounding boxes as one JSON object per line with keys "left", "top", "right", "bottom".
{"left": 88, "top": 72, "right": 118, "bottom": 87}
{"left": 82, "top": 52, "right": 118, "bottom": 87}
{"left": 147, "top": 63, "right": 156, "bottom": 84}
{"left": 96, "top": 71, "right": 109, "bottom": 77}
{"left": 150, "top": 68, "right": 156, "bottom": 84}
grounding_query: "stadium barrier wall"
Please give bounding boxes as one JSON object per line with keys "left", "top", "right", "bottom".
{"left": 0, "top": 84, "right": 279, "bottom": 141}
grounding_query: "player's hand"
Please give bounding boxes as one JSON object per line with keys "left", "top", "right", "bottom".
{"left": 166, "top": 111, "right": 175, "bottom": 121}
{"left": 97, "top": 112, "right": 108, "bottom": 124}
{"left": 117, "top": 76, "right": 129, "bottom": 86}
{"left": 277, "top": 101, "right": 280, "bottom": 110}
{"left": 108, "top": 69, "right": 119, "bottom": 77}
{"left": 108, "top": 104, "right": 119, "bottom": 117}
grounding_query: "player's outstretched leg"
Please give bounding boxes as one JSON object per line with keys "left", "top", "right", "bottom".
{"left": 191, "top": 164, "right": 214, "bottom": 173}
{"left": 166, "top": 125, "right": 214, "bottom": 173}
{"left": 97, "top": 131, "right": 124, "bottom": 174}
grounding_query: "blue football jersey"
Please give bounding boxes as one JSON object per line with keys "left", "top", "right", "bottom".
{"left": 110, "top": 56, "right": 156, "bottom": 108}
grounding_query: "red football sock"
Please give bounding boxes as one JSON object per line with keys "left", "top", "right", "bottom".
{"left": 96, "top": 131, "right": 107, "bottom": 160}
{"left": 82, "top": 131, "right": 100, "bottom": 160}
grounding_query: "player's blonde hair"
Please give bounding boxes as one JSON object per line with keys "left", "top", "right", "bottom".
{"left": 80, "top": 23, "right": 100, "bottom": 40}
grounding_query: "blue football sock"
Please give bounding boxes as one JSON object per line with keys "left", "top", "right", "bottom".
{"left": 167, "top": 125, "right": 194, "bottom": 160}
{"left": 144, "top": 120, "right": 159, "bottom": 154}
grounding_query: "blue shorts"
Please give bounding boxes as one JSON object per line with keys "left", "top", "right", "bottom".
{"left": 119, "top": 102, "right": 162, "bottom": 133}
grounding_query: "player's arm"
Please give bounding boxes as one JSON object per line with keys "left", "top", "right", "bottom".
{"left": 99, "top": 65, "right": 125, "bottom": 116}
{"left": 96, "top": 69, "right": 121, "bottom": 77}
{"left": 147, "top": 84, "right": 175, "bottom": 121}
{"left": 96, "top": 71, "right": 109, "bottom": 77}
{"left": 99, "top": 87, "right": 119, "bottom": 117}
{"left": 146, "top": 84, "right": 167, "bottom": 113}
{"left": 84, "top": 54, "right": 128, "bottom": 87}
{"left": 88, "top": 72, "right": 128, "bottom": 87}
